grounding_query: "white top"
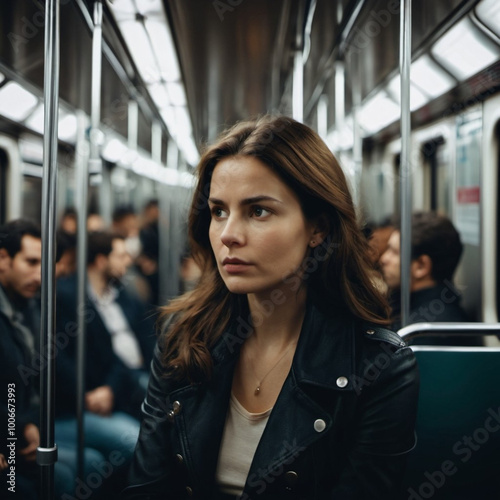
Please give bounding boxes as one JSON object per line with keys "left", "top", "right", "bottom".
{"left": 215, "top": 393, "right": 272, "bottom": 495}
{"left": 88, "top": 285, "right": 143, "bottom": 369}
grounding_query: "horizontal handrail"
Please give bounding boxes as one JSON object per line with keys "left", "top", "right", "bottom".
{"left": 398, "top": 322, "right": 500, "bottom": 341}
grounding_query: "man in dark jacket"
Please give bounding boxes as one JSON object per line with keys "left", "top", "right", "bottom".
{"left": 0, "top": 219, "right": 105, "bottom": 499}
{"left": 54, "top": 231, "right": 156, "bottom": 493}
{"left": 380, "top": 212, "right": 478, "bottom": 344}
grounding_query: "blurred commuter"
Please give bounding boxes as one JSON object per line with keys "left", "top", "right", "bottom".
{"left": 60, "top": 207, "right": 77, "bottom": 234}
{"left": 87, "top": 211, "right": 106, "bottom": 232}
{"left": 0, "top": 219, "right": 105, "bottom": 499}
{"left": 55, "top": 231, "right": 155, "bottom": 416}
{"left": 365, "top": 216, "right": 394, "bottom": 265}
{"left": 112, "top": 205, "right": 153, "bottom": 303}
{"left": 380, "top": 212, "right": 478, "bottom": 344}
{"left": 136, "top": 200, "right": 160, "bottom": 305}
{"left": 56, "top": 230, "right": 77, "bottom": 279}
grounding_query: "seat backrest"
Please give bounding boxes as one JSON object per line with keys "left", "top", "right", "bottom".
{"left": 402, "top": 347, "right": 500, "bottom": 500}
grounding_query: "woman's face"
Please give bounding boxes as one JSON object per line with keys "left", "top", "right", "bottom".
{"left": 208, "top": 156, "right": 317, "bottom": 297}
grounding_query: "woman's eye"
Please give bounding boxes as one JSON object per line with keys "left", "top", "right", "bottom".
{"left": 252, "top": 206, "right": 271, "bottom": 218}
{"left": 211, "top": 207, "right": 228, "bottom": 218}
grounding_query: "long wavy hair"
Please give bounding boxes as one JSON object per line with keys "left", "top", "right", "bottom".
{"left": 161, "top": 115, "right": 389, "bottom": 382}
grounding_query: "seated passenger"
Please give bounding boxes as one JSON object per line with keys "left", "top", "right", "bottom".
{"left": 55, "top": 231, "right": 155, "bottom": 493}
{"left": 0, "top": 219, "right": 105, "bottom": 499}
{"left": 380, "top": 211, "right": 479, "bottom": 344}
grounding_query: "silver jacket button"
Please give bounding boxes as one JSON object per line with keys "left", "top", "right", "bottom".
{"left": 175, "top": 453, "right": 184, "bottom": 464}
{"left": 284, "top": 470, "right": 299, "bottom": 484}
{"left": 366, "top": 329, "right": 375, "bottom": 334}
{"left": 185, "top": 486, "right": 193, "bottom": 496}
{"left": 167, "top": 410, "right": 175, "bottom": 423}
{"left": 336, "top": 376, "right": 348, "bottom": 388}
{"left": 172, "top": 400, "right": 182, "bottom": 414}
{"left": 314, "top": 419, "right": 326, "bottom": 432}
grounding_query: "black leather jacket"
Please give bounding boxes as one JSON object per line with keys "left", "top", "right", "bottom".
{"left": 123, "top": 301, "right": 419, "bottom": 500}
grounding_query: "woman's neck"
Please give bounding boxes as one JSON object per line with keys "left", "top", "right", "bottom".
{"left": 246, "top": 285, "right": 307, "bottom": 349}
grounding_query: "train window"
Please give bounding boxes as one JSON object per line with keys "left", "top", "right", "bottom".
{"left": 421, "top": 137, "right": 449, "bottom": 215}
{"left": 22, "top": 176, "right": 42, "bottom": 225}
{"left": 0, "top": 149, "right": 6, "bottom": 224}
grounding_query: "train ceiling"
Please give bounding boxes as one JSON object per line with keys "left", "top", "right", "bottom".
{"left": 0, "top": 0, "right": 499, "bottom": 168}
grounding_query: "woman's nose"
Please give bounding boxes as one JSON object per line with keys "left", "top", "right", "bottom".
{"left": 220, "top": 216, "right": 245, "bottom": 247}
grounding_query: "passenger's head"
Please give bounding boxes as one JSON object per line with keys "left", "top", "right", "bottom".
{"left": 188, "top": 115, "right": 388, "bottom": 320}
{"left": 87, "top": 212, "right": 105, "bottom": 232}
{"left": 142, "top": 199, "right": 159, "bottom": 226}
{"left": 87, "top": 231, "right": 132, "bottom": 281}
{"left": 0, "top": 219, "right": 42, "bottom": 299}
{"left": 56, "top": 230, "right": 77, "bottom": 279}
{"left": 112, "top": 205, "right": 138, "bottom": 238}
{"left": 60, "top": 207, "right": 77, "bottom": 234}
{"left": 380, "top": 212, "right": 463, "bottom": 291}
{"left": 366, "top": 217, "right": 394, "bottom": 264}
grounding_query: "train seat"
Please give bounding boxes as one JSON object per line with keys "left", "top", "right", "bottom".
{"left": 401, "top": 346, "right": 500, "bottom": 500}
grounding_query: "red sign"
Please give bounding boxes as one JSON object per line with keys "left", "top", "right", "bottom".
{"left": 457, "top": 186, "right": 480, "bottom": 204}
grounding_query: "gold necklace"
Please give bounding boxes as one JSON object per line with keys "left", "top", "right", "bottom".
{"left": 249, "top": 342, "right": 297, "bottom": 396}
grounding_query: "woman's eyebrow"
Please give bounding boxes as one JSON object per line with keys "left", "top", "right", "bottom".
{"left": 208, "top": 195, "right": 282, "bottom": 206}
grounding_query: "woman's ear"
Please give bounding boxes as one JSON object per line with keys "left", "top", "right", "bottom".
{"left": 309, "top": 214, "right": 329, "bottom": 248}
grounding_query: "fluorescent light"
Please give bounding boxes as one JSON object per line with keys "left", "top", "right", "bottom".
{"left": 106, "top": 0, "right": 135, "bottom": 18}
{"left": 167, "top": 82, "right": 186, "bottom": 106}
{"left": 148, "top": 82, "right": 170, "bottom": 108}
{"left": 388, "top": 74, "right": 430, "bottom": 110}
{"left": 135, "top": 0, "right": 164, "bottom": 15}
{"left": 102, "top": 136, "right": 128, "bottom": 163}
{"left": 160, "top": 107, "right": 177, "bottom": 137}
{"left": 358, "top": 92, "right": 400, "bottom": 134}
{"left": 58, "top": 112, "right": 77, "bottom": 143}
{"left": 119, "top": 20, "right": 160, "bottom": 84}
{"left": 410, "top": 55, "right": 455, "bottom": 98}
{"left": 431, "top": 17, "right": 500, "bottom": 80}
{"left": 25, "top": 103, "right": 45, "bottom": 133}
{"left": 145, "top": 18, "right": 181, "bottom": 82}
{"left": 476, "top": 0, "right": 500, "bottom": 38}
{"left": 0, "top": 82, "right": 38, "bottom": 121}
{"left": 176, "top": 133, "right": 199, "bottom": 166}
{"left": 174, "top": 107, "right": 192, "bottom": 135}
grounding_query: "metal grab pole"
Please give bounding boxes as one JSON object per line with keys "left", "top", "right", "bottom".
{"left": 399, "top": 0, "right": 412, "bottom": 327}
{"left": 76, "top": 0, "right": 103, "bottom": 481}
{"left": 38, "top": 0, "right": 60, "bottom": 498}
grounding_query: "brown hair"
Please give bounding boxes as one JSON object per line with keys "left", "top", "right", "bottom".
{"left": 161, "top": 115, "right": 389, "bottom": 382}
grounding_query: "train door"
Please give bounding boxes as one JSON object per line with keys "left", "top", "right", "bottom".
{"left": 421, "top": 136, "right": 450, "bottom": 215}
{"left": 453, "top": 107, "right": 483, "bottom": 322}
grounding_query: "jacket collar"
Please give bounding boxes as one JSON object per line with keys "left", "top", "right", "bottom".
{"left": 211, "top": 298, "right": 357, "bottom": 392}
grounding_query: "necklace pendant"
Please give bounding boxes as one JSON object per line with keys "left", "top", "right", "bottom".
{"left": 254, "top": 386, "right": 261, "bottom": 396}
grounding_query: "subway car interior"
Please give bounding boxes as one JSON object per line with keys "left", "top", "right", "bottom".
{"left": 1, "top": 0, "right": 500, "bottom": 499}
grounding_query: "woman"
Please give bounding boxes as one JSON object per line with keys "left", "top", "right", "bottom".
{"left": 123, "top": 116, "right": 419, "bottom": 499}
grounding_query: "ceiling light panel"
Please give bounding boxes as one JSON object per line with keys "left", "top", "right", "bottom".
{"left": 410, "top": 55, "right": 455, "bottom": 99}
{"left": 388, "top": 74, "right": 430, "bottom": 110}
{"left": 358, "top": 92, "right": 400, "bottom": 134}
{"left": 431, "top": 17, "right": 500, "bottom": 80}
{"left": 0, "top": 82, "right": 38, "bottom": 121}
{"left": 476, "top": 0, "right": 500, "bottom": 38}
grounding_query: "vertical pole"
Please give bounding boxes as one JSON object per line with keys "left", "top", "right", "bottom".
{"left": 352, "top": 57, "right": 362, "bottom": 207}
{"left": 76, "top": 0, "right": 103, "bottom": 480}
{"left": 38, "top": 0, "right": 60, "bottom": 498}
{"left": 399, "top": 0, "right": 412, "bottom": 327}
{"left": 293, "top": 50, "right": 304, "bottom": 122}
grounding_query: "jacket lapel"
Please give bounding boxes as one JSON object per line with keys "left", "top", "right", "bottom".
{"left": 245, "top": 303, "right": 357, "bottom": 488}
